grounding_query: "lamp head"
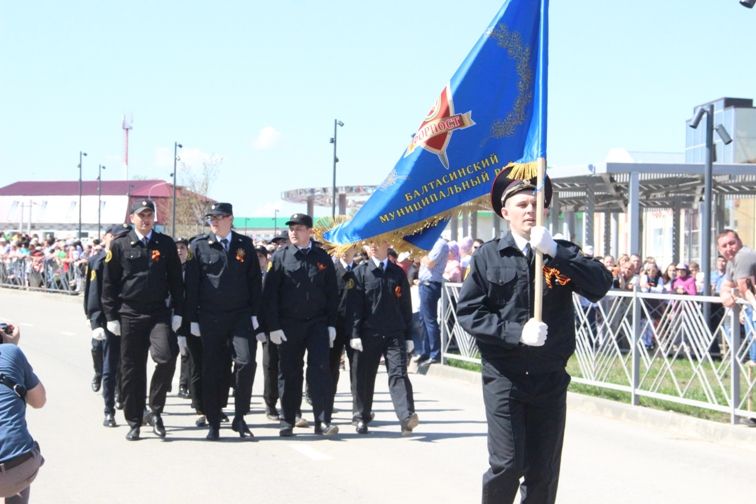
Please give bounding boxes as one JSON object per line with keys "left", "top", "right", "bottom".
{"left": 715, "top": 124, "right": 733, "bottom": 145}
{"left": 688, "top": 107, "right": 707, "bottom": 129}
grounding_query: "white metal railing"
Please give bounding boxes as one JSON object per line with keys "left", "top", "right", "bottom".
{"left": 440, "top": 283, "right": 756, "bottom": 425}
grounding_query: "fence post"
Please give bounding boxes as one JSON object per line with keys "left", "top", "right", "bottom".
{"left": 440, "top": 284, "right": 448, "bottom": 365}
{"left": 730, "top": 303, "right": 741, "bottom": 425}
{"left": 631, "top": 285, "right": 640, "bottom": 406}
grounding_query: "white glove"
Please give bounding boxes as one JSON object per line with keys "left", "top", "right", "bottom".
{"left": 172, "top": 315, "right": 183, "bottom": 332}
{"left": 92, "top": 327, "right": 106, "bottom": 341}
{"left": 406, "top": 340, "right": 414, "bottom": 354}
{"left": 251, "top": 316, "right": 260, "bottom": 331}
{"left": 520, "top": 318, "right": 548, "bottom": 347}
{"left": 269, "top": 329, "right": 287, "bottom": 345}
{"left": 256, "top": 332, "right": 267, "bottom": 343}
{"left": 177, "top": 335, "right": 188, "bottom": 356}
{"left": 350, "top": 338, "right": 363, "bottom": 352}
{"left": 107, "top": 320, "right": 121, "bottom": 336}
{"left": 190, "top": 322, "right": 201, "bottom": 337}
{"left": 328, "top": 326, "right": 337, "bottom": 348}
{"left": 529, "top": 226, "right": 557, "bottom": 257}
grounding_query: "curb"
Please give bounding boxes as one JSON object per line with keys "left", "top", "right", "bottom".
{"left": 424, "top": 363, "right": 756, "bottom": 450}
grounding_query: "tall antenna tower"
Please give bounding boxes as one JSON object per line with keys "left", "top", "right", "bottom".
{"left": 122, "top": 113, "right": 133, "bottom": 181}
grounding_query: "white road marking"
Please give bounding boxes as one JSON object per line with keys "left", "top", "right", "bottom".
{"left": 18, "top": 322, "right": 34, "bottom": 327}
{"left": 289, "top": 443, "right": 332, "bottom": 461}
{"left": 60, "top": 331, "right": 76, "bottom": 336}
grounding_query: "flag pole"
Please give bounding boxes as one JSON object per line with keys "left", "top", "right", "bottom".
{"left": 533, "top": 157, "right": 546, "bottom": 322}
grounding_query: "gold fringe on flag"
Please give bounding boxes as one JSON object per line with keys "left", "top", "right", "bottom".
{"left": 503, "top": 160, "right": 539, "bottom": 181}
{"left": 317, "top": 194, "right": 491, "bottom": 258}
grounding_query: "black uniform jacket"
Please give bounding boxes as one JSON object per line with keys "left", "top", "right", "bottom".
{"left": 184, "top": 231, "right": 262, "bottom": 321}
{"left": 102, "top": 229, "right": 184, "bottom": 320}
{"left": 334, "top": 260, "right": 356, "bottom": 321}
{"left": 456, "top": 232, "right": 612, "bottom": 374}
{"left": 83, "top": 250, "right": 106, "bottom": 330}
{"left": 261, "top": 243, "right": 338, "bottom": 332}
{"left": 347, "top": 259, "right": 413, "bottom": 341}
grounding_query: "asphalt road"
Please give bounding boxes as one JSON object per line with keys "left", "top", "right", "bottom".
{"left": 2, "top": 289, "right": 754, "bottom": 503}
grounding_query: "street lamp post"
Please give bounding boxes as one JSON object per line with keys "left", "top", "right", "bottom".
{"left": 97, "top": 165, "right": 106, "bottom": 239}
{"left": 330, "top": 119, "right": 344, "bottom": 220}
{"left": 78, "top": 151, "right": 87, "bottom": 238}
{"left": 273, "top": 208, "right": 279, "bottom": 237}
{"left": 171, "top": 142, "right": 183, "bottom": 237}
{"left": 688, "top": 105, "right": 733, "bottom": 314}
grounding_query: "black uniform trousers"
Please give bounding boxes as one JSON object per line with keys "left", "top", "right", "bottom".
{"left": 351, "top": 330, "right": 414, "bottom": 423}
{"left": 91, "top": 338, "right": 104, "bottom": 383}
{"left": 199, "top": 311, "right": 256, "bottom": 428}
{"left": 120, "top": 310, "right": 178, "bottom": 428}
{"left": 261, "top": 341, "right": 279, "bottom": 411}
{"left": 185, "top": 334, "right": 204, "bottom": 413}
{"left": 102, "top": 329, "right": 121, "bottom": 415}
{"left": 328, "top": 315, "right": 350, "bottom": 405}
{"left": 277, "top": 318, "right": 332, "bottom": 427}
{"left": 481, "top": 357, "right": 570, "bottom": 504}
{"left": 179, "top": 352, "right": 190, "bottom": 390}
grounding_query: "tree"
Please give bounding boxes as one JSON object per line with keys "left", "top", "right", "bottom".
{"left": 173, "top": 156, "right": 221, "bottom": 238}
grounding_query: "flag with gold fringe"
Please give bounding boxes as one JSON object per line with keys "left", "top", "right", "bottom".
{"left": 324, "top": 0, "right": 548, "bottom": 251}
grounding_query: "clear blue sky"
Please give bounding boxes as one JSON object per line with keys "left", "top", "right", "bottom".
{"left": 1, "top": 1, "right": 754, "bottom": 218}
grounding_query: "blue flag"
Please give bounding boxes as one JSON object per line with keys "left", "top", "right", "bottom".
{"left": 324, "top": 0, "right": 548, "bottom": 250}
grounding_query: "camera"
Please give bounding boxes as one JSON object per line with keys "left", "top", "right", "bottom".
{"left": 0, "top": 323, "right": 15, "bottom": 344}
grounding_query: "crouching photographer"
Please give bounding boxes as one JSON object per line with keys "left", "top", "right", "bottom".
{"left": 0, "top": 322, "right": 46, "bottom": 504}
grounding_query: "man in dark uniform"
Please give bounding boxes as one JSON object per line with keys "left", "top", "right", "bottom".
{"left": 456, "top": 169, "right": 612, "bottom": 504}
{"left": 331, "top": 246, "right": 357, "bottom": 413}
{"left": 184, "top": 202, "right": 262, "bottom": 440}
{"left": 84, "top": 224, "right": 129, "bottom": 427}
{"left": 347, "top": 238, "right": 418, "bottom": 435}
{"left": 262, "top": 213, "right": 339, "bottom": 437}
{"left": 257, "top": 245, "right": 281, "bottom": 421}
{"left": 102, "top": 200, "right": 184, "bottom": 441}
{"left": 175, "top": 237, "right": 192, "bottom": 400}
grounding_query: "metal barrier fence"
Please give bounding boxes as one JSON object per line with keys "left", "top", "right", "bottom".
{"left": 0, "top": 256, "right": 83, "bottom": 295}
{"left": 440, "top": 283, "right": 756, "bottom": 424}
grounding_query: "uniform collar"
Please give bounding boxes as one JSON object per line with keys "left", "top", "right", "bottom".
{"left": 371, "top": 257, "right": 388, "bottom": 270}
{"left": 511, "top": 232, "right": 529, "bottom": 255}
{"left": 215, "top": 231, "right": 233, "bottom": 243}
{"left": 135, "top": 230, "right": 152, "bottom": 242}
{"left": 498, "top": 232, "right": 525, "bottom": 254}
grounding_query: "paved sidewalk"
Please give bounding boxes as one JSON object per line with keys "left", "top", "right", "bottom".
{"left": 2, "top": 289, "right": 754, "bottom": 503}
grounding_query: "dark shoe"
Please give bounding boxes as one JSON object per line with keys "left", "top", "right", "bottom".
{"left": 295, "top": 416, "right": 309, "bottom": 428}
{"left": 352, "top": 411, "right": 376, "bottom": 426}
{"left": 91, "top": 375, "right": 102, "bottom": 392}
{"left": 126, "top": 426, "right": 140, "bottom": 441}
{"left": 401, "top": 413, "right": 419, "bottom": 436}
{"left": 142, "top": 409, "right": 154, "bottom": 427}
{"left": 265, "top": 407, "right": 280, "bottom": 421}
{"left": 115, "top": 399, "right": 124, "bottom": 410}
{"left": 220, "top": 412, "right": 229, "bottom": 423}
{"left": 279, "top": 427, "right": 295, "bottom": 437}
{"left": 103, "top": 413, "right": 117, "bottom": 428}
{"left": 356, "top": 421, "right": 368, "bottom": 434}
{"left": 314, "top": 423, "right": 339, "bottom": 436}
{"left": 178, "top": 386, "right": 190, "bottom": 399}
{"left": 151, "top": 413, "right": 166, "bottom": 438}
{"left": 195, "top": 415, "right": 207, "bottom": 427}
{"left": 231, "top": 417, "right": 254, "bottom": 438}
{"left": 206, "top": 426, "right": 220, "bottom": 441}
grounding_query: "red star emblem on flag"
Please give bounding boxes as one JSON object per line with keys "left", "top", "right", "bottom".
{"left": 405, "top": 85, "right": 475, "bottom": 169}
